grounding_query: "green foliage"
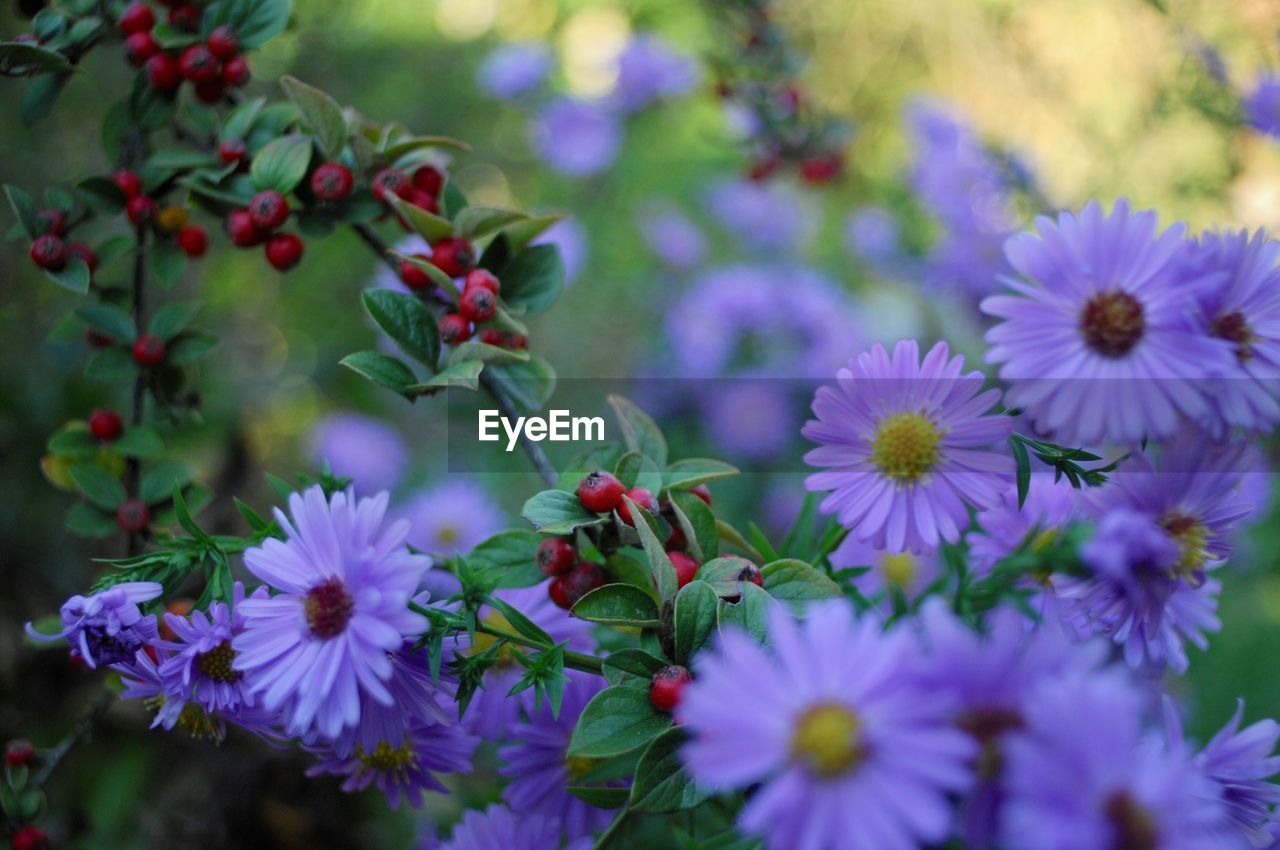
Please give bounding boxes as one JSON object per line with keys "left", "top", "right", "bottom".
{"left": 572, "top": 584, "right": 662, "bottom": 628}
{"left": 568, "top": 686, "right": 671, "bottom": 759}
{"left": 522, "top": 489, "right": 608, "bottom": 535}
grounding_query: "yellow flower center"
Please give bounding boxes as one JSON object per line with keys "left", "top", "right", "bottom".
{"left": 1158, "top": 512, "right": 1210, "bottom": 577}
{"left": 790, "top": 702, "right": 865, "bottom": 777}
{"left": 1081, "top": 290, "right": 1145, "bottom": 357}
{"left": 871, "top": 412, "right": 942, "bottom": 483}
{"left": 436, "top": 524, "right": 460, "bottom": 546}
{"left": 196, "top": 641, "right": 241, "bottom": 683}
{"left": 358, "top": 740, "right": 418, "bottom": 775}
{"left": 879, "top": 552, "right": 917, "bottom": 590}
{"left": 177, "top": 703, "right": 222, "bottom": 740}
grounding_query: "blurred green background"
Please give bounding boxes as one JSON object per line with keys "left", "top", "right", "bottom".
{"left": 2, "top": 0, "right": 1280, "bottom": 846}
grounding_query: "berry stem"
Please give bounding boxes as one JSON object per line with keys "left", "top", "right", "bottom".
{"left": 473, "top": 622, "right": 605, "bottom": 675}
{"left": 31, "top": 688, "right": 113, "bottom": 787}
{"left": 125, "top": 223, "right": 148, "bottom": 556}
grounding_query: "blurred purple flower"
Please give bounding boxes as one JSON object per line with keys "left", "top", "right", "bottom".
{"left": 843, "top": 206, "right": 905, "bottom": 272}
{"left": 829, "top": 535, "right": 945, "bottom": 602}
{"left": 1244, "top": 74, "right": 1280, "bottom": 139}
{"left": 428, "top": 805, "right": 588, "bottom": 850}
{"left": 638, "top": 204, "right": 706, "bottom": 270}
{"left": 969, "top": 474, "right": 1079, "bottom": 578}
{"left": 27, "top": 581, "right": 161, "bottom": 669}
{"left": 478, "top": 42, "right": 552, "bottom": 100}
{"left": 705, "top": 179, "right": 810, "bottom": 253}
{"left": 530, "top": 98, "right": 621, "bottom": 177}
{"left": 395, "top": 479, "right": 504, "bottom": 558}
{"left": 533, "top": 218, "right": 588, "bottom": 287}
{"left": 612, "top": 35, "right": 698, "bottom": 111}
{"left": 307, "top": 412, "right": 410, "bottom": 495}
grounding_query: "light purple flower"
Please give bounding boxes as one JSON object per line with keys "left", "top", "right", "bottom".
{"left": 27, "top": 582, "right": 161, "bottom": 669}
{"left": 429, "top": 804, "right": 586, "bottom": 850}
{"left": 843, "top": 206, "right": 909, "bottom": 277}
{"left": 498, "top": 673, "right": 613, "bottom": 841}
{"left": 533, "top": 219, "right": 588, "bottom": 287}
{"left": 1001, "top": 669, "right": 1230, "bottom": 850}
{"left": 530, "top": 98, "right": 620, "bottom": 177}
{"left": 395, "top": 480, "right": 505, "bottom": 558}
{"left": 969, "top": 474, "right": 1078, "bottom": 578}
{"left": 829, "top": 535, "right": 945, "bottom": 602}
{"left": 158, "top": 582, "right": 264, "bottom": 716}
{"left": 479, "top": 42, "right": 552, "bottom": 100}
{"left": 637, "top": 204, "right": 706, "bottom": 270}
{"left": 233, "top": 486, "right": 431, "bottom": 739}
{"left": 804, "top": 339, "right": 1014, "bottom": 555}
{"left": 982, "top": 200, "right": 1237, "bottom": 446}
{"left": 612, "top": 35, "right": 698, "bottom": 111}
{"left": 705, "top": 179, "right": 810, "bottom": 253}
{"left": 1244, "top": 74, "right": 1280, "bottom": 140}
{"left": 681, "top": 601, "right": 974, "bottom": 850}
{"left": 308, "top": 413, "right": 411, "bottom": 495}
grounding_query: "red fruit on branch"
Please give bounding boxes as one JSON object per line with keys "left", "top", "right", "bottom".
{"left": 118, "top": 2, "right": 155, "bottom": 34}
{"left": 668, "top": 551, "right": 699, "bottom": 588}
{"left": 89, "top": 408, "right": 125, "bottom": 441}
{"left": 132, "top": 333, "right": 166, "bottom": 366}
{"left": 459, "top": 287, "right": 496, "bottom": 323}
{"left": 265, "top": 233, "right": 304, "bottom": 270}
{"left": 4, "top": 739, "right": 34, "bottom": 767}
{"left": 36, "top": 208, "right": 66, "bottom": 236}
{"left": 548, "top": 560, "right": 606, "bottom": 609}
{"left": 126, "top": 195, "right": 157, "bottom": 226}
{"left": 799, "top": 153, "right": 844, "bottom": 184}
{"left": 146, "top": 53, "right": 182, "bottom": 91}
{"left": 649, "top": 664, "right": 693, "bottom": 712}
{"left": 404, "top": 188, "right": 438, "bottom": 216}
{"left": 124, "top": 30, "right": 160, "bottom": 66}
{"left": 438, "top": 313, "right": 472, "bottom": 345}
{"left": 618, "top": 487, "right": 658, "bottom": 527}
{"left": 464, "top": 268, "right": 500, "bottom": 295}
{"left": 178, "top": 43, "right": 219, "bottom": 83}
{"left": 536, "top": 538, "right": 576, "bottom": 577}
{"left": 371, "top": 169, "right": 410, "bottom": 204}
{"left": 690, "top": 484, "right": 712, "bottom": 505}
{"left": 177, "top": 224, "right": 208, "bottom": 257}
{"left": 248, "top": 190, "right": 289, "bottom": 231}
{"left": 207, "top": 26, "right": 239, "bottom": 59}
{"left": 221, "top": 55, "right": 250, "bottom": 86}
{"left": 311, "top": 162, "right": 354, "bottom": 201}
{"left": 117, "top": 499, "right": 152, "bottom": 533}
{"left": 412, "top": 165, "right": 444, "bottom": 196}
{"left": 218, "top": 137, "right": 249, "bottom": 166}
{"left": 113, "top": 169, "right": 143, "bottom": 198}
{"left": 226, "top": 208, "right": 263, "bottom": 247}
{"left": 429, "top": 237, "right": 474, "bottom": 278}
{"left": 167, "top": 3, "right": 199, "bottom": 31}
{"left": 399, "top": 254, "right": 432, "bottom": 290}
{"left": 29, "top": 234, "right": 66, "bottom": 270}
{"left": 577, "top": 470, "right": 625, "bottom": 514}
{"left": 66, "top": 242, "right": 99, "bottom": 273}
{"left": 10, "top": 825, "right": 48, "bottom": 850}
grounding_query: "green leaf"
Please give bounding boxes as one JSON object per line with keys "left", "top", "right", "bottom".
{"left": 445, "top": 341, "right": 529, "bottom": 367}
{"left": 339, "top": 350, "right": 417, "bottom": 400}
{"left": 146, "top": 148, "right": 219, "bottom": 171}
{"left": 150, "top": 22, "right": 200, "bottom": 48}
{"left": 663, "top": 458, "right": 739, "bottom": 491}
{"left": 761, "top": 559, "right": 842, "bottom": 606}
{"left": 625, "top": 494, "right": 679, "bottom": 602}
{"left": 167, "top": 332, "right": 218, "bottom": 364}
{"left": 672, "top": 581, "right": 718, "bottom": 664}
{"left": 484, "top": 355, "right": 556, "bottom": 412}
{"left": 717, "top": 583, "right": 775, "bottom": 643}
{"left": 75, "top": 303, "right": 136, "bottom": 343}
{"left": 47, "top": 425, "right": 97, "bottom": 457}
{"left": 389, "top": 248, "right": 455, "bottom": 290}
{"left": 149, "top": 242, "right": 185, "bottom": 290}
{"left": 407, "top": 360, "right": 484, "bottom": 395}
{"left": 113, "top": 426, "right": 165, "bottom": 460}
{"left": 499, "top": 244, "right": 564, "bottom": 315}
{"left": 5, "top": 184, "right": 38, "bottom": 238}
{"left": 69, "top": 463, "right": 125, "bottom": 509}
{"left": 140, "top": 460, "right": 196, "bottom": 505}
{"left": 386, "top": 196, "right": 453, "bottom": 243}
{"left": 280, "top": 75, "right": 347, "bottom": 158}
{"left": 467, "top": 529, "right": 543, "bottom": 588}
{"left": 250, "top": 134, "right": 312, "bottom": 194}
{"left": 65, "top": 501, "right": 118, "bottom": 538}
{"left": 362, "top": 289, "right": 440, "bottom": 367}
{"left": 441, "top": 179, "right": 468, "bottom": 219}
{"left": 204, "top": 0, "right": 292, "bottom": 49}
{"left": 454, "top": 205, "right": 529, "bottom": 240}
{"left": 486, "top": 596, "right": 554, "bottom": 645}
{"left": 694, "top": 557, "right": 755, "bottom": 598}
{"left": 148, "top": 302, "right": 200, "bottom": 341}
{"left": 0, "top": 40, "right": 74, "bottom": 74}
{"left": 503, "top": 213, "right": 568, "bottom": 252}
{"left": 608, "top": 395, "right": 668, "bottom": 469}
{"left": 571, "top": 584, "right": 660, "bottom": 628}
{"left": 1010, "top": 435, "right": 1031, "bottom": 509}
{"left": 602, "top": 648, "right": 670, "bottom": 688}
{"left": 566, "top": 786, "right": 629, "bottom": 809}
{"left": 669, "top": 491, "right": 717, "bottom": 561}
{"left": 630, "top": 728, "right": 713, "bottom": 814}
{"left": 220, "top": 96, "right": 265, "bottom": 142}
{"left": 568, "top": 686, "right": 671, "bottom": 759}
{"left": 45, "top": 258, "right": 90, "bottom": 294}
{"left": 521, "top": 489, "right": 607, "bottom": 536}
{"left": 20, "top": 72, "right": 70, "bottom": 126}
{"left": 84, "top": 347, "right": 137, "bottom": 380}
{"left": 76, "top": 176, "right": 127, "bottom": 215}
{"left": 381, "top": 135, "right": 470, "bottom": 161}
{"left": 615, "top": 451, "right": 663, "bottom": 494}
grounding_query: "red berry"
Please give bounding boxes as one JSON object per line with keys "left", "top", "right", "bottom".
{"left": 459, "top": 286, "right": 496, "bottom": 323}
{"left": 117, "top": 499, "right": 151, "bottom": 532}
{"left": 403, "top": 189, "right": 438, "bottom": 218}
{"left": 207, "top": 26, "right": 239, "bottom": 59}
{"left": 311, "top": 162, "right": 354, "bottom": 201}
{"left": 669, "top": 551, "right": 699, "bottom": 588}
{"left": 29, "top": 235, "right": 66, "bottom": 270}
{"left": 549, "top": 560, "right": 606, "bottom": 609}
{"left": 399, "top": 254, "right": 432, "bottom": 290}
{"left": 36, "top": 208, "right": 67, "bottom": 236}
{"left": 218, "top": 138, "right": 248, "bottom": 166}
{"left": 412, "top": 165, "right": 444, "bottom": 196}
{"left": 89, "top": 408, "right": 125, "bottom": 441}
{"left": 118, "top": 1, "right": 154, "bottom": 34}
{"left": 618, "top": 487, "right": 658, "bottom": 527}
{"left": 799, "top": 153, "right": 843, "bottom": 184}
{"left": 736, "top": 560, "right": 763, "bottom": 587}
{"left": 226, "top": 208, "right": 262, "bottom": 247}
{"left": 221, "top": 55, "right": 250, "bottom": 87}
{"left": 264, "top": 233, "right": 304, "bottom": 271}
{"left": 747, "top": 154, "right": 781, "bottom": 182}
{"left": 66, "top": 242, "right": 98, "bottom": 273}
{"left": 479, "top": 329, "right": 506, "bottom": 347}
{"left": 577, "top": 470, "right": 625, "bottom": 514}
{"left": 248, "top": 190, "right": 289, "bottom": 231}
{"left": 113, "top": 169, "right": 142, "bottom": 198}
{"left": 438, "top": 313, "right": 472, "bottom": 345}
{"left": 649, "top": 664, "right": 692, "bottom": 713}
{"left": 132, "top": 333, "right": 165, "bottom": 366}
{"left": 10, "top": 825, "right": 48, "bottom": 850}
{"left": 548, "top": 574, "right": 572, "bottom": 609}
{"left": 464, "top": 268, "right": 500, "bottom": 295}
{"left": 665, "top": 525, "right": 687, "bottom": 551}
{"left": 430, "top": 237, "right": 474, "bottom": 278}
{"left": 177, "top": 224, "right": 208, "bottom": 257}
{"left": 372, "top": 169, "right": 411, "bottom": 204}
{"left": 508, "top": 334, "right": 528, "bottom": 349}
{"left": 178, "top": 43, "right": 219, "bottom": 82}
{"left": 536, "top": 538, "right": 576, "bottom": 577}
{"left": 167, "top": 3, "right": 199, "bottom": 31}
{"left": 690, "top": 484, "right": 712, "bottom": 505}
{"left": 194, "top": 78, "right": 228, "bottom": 104}
{"left": 5, "top": 739, "right": 34, "bottom": 767}
{"left": 124, "top": 30, "right": 160, "bottom": 65}
{"left": 126, "top": 195, "right": 157, "bottom": 225}
{"left": 146, "top": 53, "right": 182, "bottom": 91}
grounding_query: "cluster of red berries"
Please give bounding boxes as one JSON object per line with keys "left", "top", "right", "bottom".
{"left": 576, "top": 470, "right": 659, "bottom": 527}
{"left": 26, "top": 207, "right": 96, "bottom": 275}
{"left": 374, "top": 163, "right": 444, "bottom": 221}
{"left": 536, "top": 538, "right": 606, "bottom": 609}
{"left": 119, "top": 3, "right": 248, "bottom": 103}
{"left": 115, "top": 169, "right": 209, "bottom": 256}
{"left": 9, "top": 826, "right": 47, "bottom": 850}
{"left": 3, "top": 740, "right": 45, "bottom": 849}
{"left": 224, "top": 190, "right": 304, "bottom": 271}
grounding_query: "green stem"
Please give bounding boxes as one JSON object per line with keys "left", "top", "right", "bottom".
{"left": 474, "top": 622, "right": 605, "bottom": 675}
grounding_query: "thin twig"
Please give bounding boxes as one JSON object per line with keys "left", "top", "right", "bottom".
{"left": 475, "top": 622, "right": 604, "bottom": 674}
{"left": 33, "top": 689, "right": 114, "bottom": 787}
{"left": 124, "top": 225, "right": 148, "bottom": 556}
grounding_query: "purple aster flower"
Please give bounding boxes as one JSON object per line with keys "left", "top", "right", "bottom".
{"left": 530, "top": 98, "right": 621, "bottom": 177}
{"left": 157, "top": 582, "right": 264, "bottom": 716}
{"left": 478, "top": 42, "right": 552, "bottom": 100}
{"left": 498, "top": 673, "right": 614, "bottom": 841}
{"left": 612, "top": 35, "right": 698, "bottom": 111}
{"left": 1166, "top": 699, "right": 1280, "bottom": 848}
{"left": 1183, "top": 229, "right": 1280, "bottom": 435}
{"left": 428, "top": 805, "right": 589, "bottom": 850}
{"left": 307, "top": 412, "right": 411, "bottom": 495}
{"left": 982, "top": 200, "right": 1237, "bottom": 446}
{"left": 308, "top": 718, "right": 477, "bottom": 809}
{"left": 395, "top": 480, "right": 505, "bottom": 558}
{"left": 681, "top": 601, "right": 974, "bottom": 850}
{"left": 804, "top": 339, "right": 1014, "bottom": 555}
{"left": 1244, "top": 74, "right": 1280, "bottom": 139}
{"left": 114, "top": 646, "right": 194, "bottom": 735}
{"left": 637, "top": 203, "right": 706, "bottom": 270}
{"left": 460, "top": 582, "right": 595, "bottom": 739}
{"left": 27, "top": 582, "right": 162, "bottom": 669}
{"left": 969, "top": 474, "right": 1079, "bottom": 578}
{"left": 843, "top": 206, "right": 910, "bottom": 279}
{"left": 233, "top": 486, "right": 431, "bottom": 739}
{"left": 829, "top": 535, "right": 945, "bottom": 603}
{"left": 1001, "top": 669, "right": 1229, "bottom": 850}
{"left": 705, "top": 179, "right": 810, "bottom": 254}
{"left": 533, "top": 219, "right": 588, "bottom": 287}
